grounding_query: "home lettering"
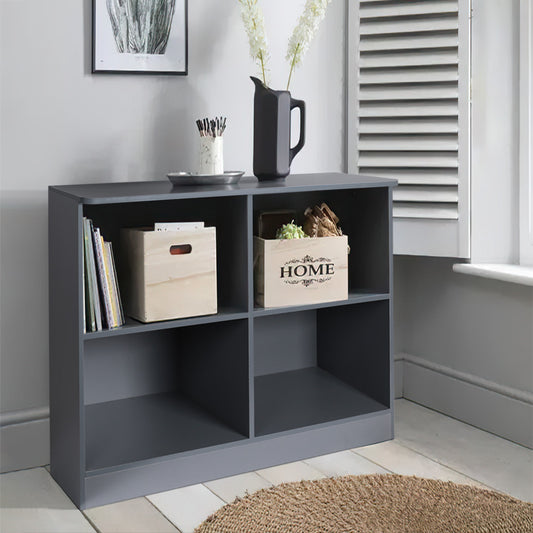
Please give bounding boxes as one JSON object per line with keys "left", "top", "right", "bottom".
{"left": 280, "top": 263, "right": 335, "bottom": 278}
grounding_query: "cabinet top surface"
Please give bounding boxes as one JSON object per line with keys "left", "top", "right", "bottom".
{"left": 50, "top": 173, "right": 396, "bottom": 205}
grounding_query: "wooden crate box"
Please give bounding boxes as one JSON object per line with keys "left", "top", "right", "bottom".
{"left": 254, "top": 235, "right": 348, "bottom": 308}
{"left": 121, "top": 227, "right": 217, "bottom": 322}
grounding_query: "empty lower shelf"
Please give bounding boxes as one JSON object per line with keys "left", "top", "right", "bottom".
{"left": 254, "top": 367, "right": 388, "bottom": 437}
{"left": 85, "top": 392, "right": 247, "bottom": 472}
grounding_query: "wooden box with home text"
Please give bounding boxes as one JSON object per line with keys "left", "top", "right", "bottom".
{"left": 254, "top": 235, "right": 348, "bottom": 308}
{"left": 121, "top": 227, "right": 217, "bottom": 322}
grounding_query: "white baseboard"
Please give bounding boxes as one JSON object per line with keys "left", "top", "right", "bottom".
{"left": 398, "top": 353, "right": 533, "bottom": 449}
{"left": 394, "top": 359, "right": 403, "bottom": 399}
{"left": 0, "top": 408, "right": 50, "bottom": 473}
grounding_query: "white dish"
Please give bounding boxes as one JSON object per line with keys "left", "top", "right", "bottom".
{"left": 167, "top": 171, "right": 244, "bottom": 186}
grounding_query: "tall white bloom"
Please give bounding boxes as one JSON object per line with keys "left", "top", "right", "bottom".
{"left": 238, "top": 0, "right": 270, "bottom": 86}
{"left": 286, "top": 0, "right": 332, "bottom": 89}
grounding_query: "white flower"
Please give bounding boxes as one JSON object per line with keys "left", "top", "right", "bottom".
{"left": 238, "top": 0, "right": 270, "bottom": 85}
{"left": 286, "top": 0, "right": 332, "bottom": 88}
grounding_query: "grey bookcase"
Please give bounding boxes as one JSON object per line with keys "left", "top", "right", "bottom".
{"left": 49, "top": 173, "right": 396, "bottom": 509}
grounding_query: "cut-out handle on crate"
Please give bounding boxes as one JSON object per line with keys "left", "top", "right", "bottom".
{"left": 169, "top": 244, "right": 192, "bottom": 255}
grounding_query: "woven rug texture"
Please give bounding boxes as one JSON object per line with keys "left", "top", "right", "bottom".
{"left": 195, "top": 474, "right": 533, "bottom": 533}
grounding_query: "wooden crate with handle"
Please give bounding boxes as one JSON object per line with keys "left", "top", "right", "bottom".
{"left": 254, "top": 235, "right": 348, "bottom": 308}
{"left": 121, "top": 227, "right": 217, "bottom": 322}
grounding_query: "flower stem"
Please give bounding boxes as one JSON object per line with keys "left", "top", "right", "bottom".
{"left": 260, "top": 52, "right": 266, "bottom": 85}
{"left": 286, "top": 43, "right": 300, "bottom": 90}
{"left": 250, "top": 5, "right": 267, "bottom": 86}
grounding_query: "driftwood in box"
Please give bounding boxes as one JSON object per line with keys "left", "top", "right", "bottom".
{"left": 121, "top": 227, "right": 217, "bottom": 322}
{"left": 254, "top": 235, "right": 348, "bottom": 308}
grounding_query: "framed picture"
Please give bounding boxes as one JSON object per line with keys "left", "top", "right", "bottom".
{"left": 92, "top": 0, "right": 188, "bottom": 75}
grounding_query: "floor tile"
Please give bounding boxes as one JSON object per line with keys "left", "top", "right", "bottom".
{"left": 304, "top": 450, "right": 390, "bottom": 477}
{"left": 147, "top": 484, "right": 225, "bottom": 533}
{"left": 355, "top": 440, "right": 488, "bottom": 488}
{"left": 83, "top": 497, "right": 178, "bottom": 532}
{"left": 395, "top": 399, "right": 533, "bottom": 502}
{"left": 256, "top": 460, "right": 325, "bottom": 485}
{"left": 0, "top": 468, "right": 95, "bottom": 533}
{"left": 204, "top": 472, "right": 272, "bottom": 504}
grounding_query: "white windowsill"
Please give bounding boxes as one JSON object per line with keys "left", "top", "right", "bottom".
{"left": 452, "top": 263, "right": 533, "bottom": 286}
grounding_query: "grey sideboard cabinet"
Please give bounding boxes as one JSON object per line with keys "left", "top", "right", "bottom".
{"left": 49, "top": 173, "right": 396, "bottom": 509}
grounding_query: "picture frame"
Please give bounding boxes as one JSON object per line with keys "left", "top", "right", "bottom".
{"left": 92, "top": 0, "right": 188, "bottom": 75}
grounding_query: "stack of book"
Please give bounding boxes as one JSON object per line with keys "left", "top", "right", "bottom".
{"left": 83, "top": 217, "right": 124, "bottom": 332}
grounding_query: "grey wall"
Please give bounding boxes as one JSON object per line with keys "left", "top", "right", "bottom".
{"left": 394, "top": 256, "right": 533, "bottom": 447}
{"left": 0, "top": 0, "right": 346, "bottom": 470}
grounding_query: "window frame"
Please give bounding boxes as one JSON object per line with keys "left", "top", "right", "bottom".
{"left": 519, "top": 0, "right": 533, "bottom": 266}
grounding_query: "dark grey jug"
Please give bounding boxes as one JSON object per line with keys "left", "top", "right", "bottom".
{"left": 251, "top": 76, "right": 306, "bottom": 180}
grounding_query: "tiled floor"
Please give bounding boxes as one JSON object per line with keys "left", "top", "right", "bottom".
{"left": 1, "top": 400, "right": 532, "bottom": 533}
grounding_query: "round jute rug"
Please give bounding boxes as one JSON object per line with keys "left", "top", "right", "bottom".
{"left": 195, "top": 474, "right": 533, "bottom": 533}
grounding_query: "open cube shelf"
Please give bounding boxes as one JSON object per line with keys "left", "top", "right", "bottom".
{"left": 253, "top": 187, "right": 390, "bottom": 295}
{"left": 85, "top": 392, "right": 246, "bottom": 472}
{"left": 84, "top": 195, "right": 248, "bottom": 314}
{"left": 254, "top": 301, "right": 390, "bottom": 436}
{"left": 49, "top": 173, "right": 395, "bottom": 508}
{"left": 84, "top": 320, "right": 249, "bottom": 471}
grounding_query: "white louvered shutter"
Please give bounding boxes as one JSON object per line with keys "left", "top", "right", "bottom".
{"left": 349, "top": 0, "right": 471, "bottom": 257}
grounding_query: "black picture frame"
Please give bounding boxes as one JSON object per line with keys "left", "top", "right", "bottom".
{"left": 92, "top": 0, "right": 188, "bottom": 75}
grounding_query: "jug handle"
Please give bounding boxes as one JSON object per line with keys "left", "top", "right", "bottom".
{"left": 289, "top": 98, "right": 306, "bottom": 164}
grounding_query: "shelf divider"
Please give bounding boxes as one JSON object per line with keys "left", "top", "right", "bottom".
{"left": 84, "top": 306, "right": 248, "bottom": 340}
{"left": 253, "top": 290, "right": 389, "bottom": 317}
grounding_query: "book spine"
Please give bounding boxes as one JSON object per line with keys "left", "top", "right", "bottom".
{"left": 82, "top": 221, "right": 87, "bottom": 334}
{"left": 87, "top": 219, "right": 103, "bottom": 332}
{"left": 83, "top": 218, "right": 96, "bottom": 332}
{"left": 108, "top": 241, "right": 125, "bottom": 325}
{"left": 103, "top": 240, "right": 118, "bottom": 328}
{"left": 92, "top": 226, "right": 114, "bottom": 329}
{"left": 83, "top": 256, "right": 86, "bottom": 334}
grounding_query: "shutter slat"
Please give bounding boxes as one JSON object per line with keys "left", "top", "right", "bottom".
{"left": 360, "top": 66, "right": 458, "bottom": 84}
{"left": 358, "top": 152, "right": 458, "bottom": 167}
{"left": 393, "top": 186, "right": 459, "bottom": 202}
{"left": 359, "top": 168, "right": 459, "bottom": 185}
{"left": 359, "top": 101, "right": 458, "bottom": 117}
{"left": 393, "top": 203, "right": 459, "bottom": 219}
{"left": 360, "top": 1, "right": 458, "bottom": 18}
{"left": 359, "top": 118, "right": 458, "bottom": 133}
{"left": 360, "top": 50, "right": 458, "bottom": 68}
{"left": 359, "top": 136, "right": 458, "bottom": 151}
{"left": 360, "top": 33, "right": 459, "bottom": 51}
{"left": 359, "top": 84, "right": 458, "bottom": 100}
{"left": 360, "top": 17, "right": 458, "bottom": 35}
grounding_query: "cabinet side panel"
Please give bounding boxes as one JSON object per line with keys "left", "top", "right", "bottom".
{"left": 49, "top": 190, "right": 84, "bottom": 506}
{"left": 388, "top": 187, "right": 395, "bottom": 435}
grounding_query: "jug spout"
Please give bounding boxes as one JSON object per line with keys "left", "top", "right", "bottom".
{"left": 250, "top": 76, "right": 268, "bottom": 93}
